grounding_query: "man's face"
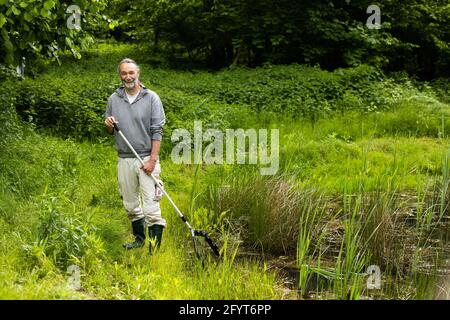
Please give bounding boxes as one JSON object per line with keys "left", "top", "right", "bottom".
{"left": 119, "top": 63, "right": 139, "bottom": 90}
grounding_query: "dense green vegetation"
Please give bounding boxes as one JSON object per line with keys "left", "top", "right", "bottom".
{"left": 0, "top": 0, "right": 110, "bottom": 67}
{"left": 2, "top": 1, "right": 449, "bottom": 78}
{"left": 108, "top": 0, "right": 450, "bottom": 78}
{"left": 1, "top": 42, "right": 449, "bottom": 299}
{"left": 1, "top": 0, "right": 449, "bottom": 301}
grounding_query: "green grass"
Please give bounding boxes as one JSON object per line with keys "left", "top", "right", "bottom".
{"left": 0, "top": 131, "right": 284, "bottom": 299}
{"left": 1, "top": 43, "right": 449, "bottom": 299}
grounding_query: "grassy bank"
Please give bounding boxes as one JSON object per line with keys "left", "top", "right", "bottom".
{"left": 0, "top": 43, "right": 448, "bottom": 299}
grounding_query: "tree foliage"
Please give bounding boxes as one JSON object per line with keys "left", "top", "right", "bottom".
{"left": 0, "top": 0, "right": 109, "bottom": 67}
{"left": 108, "top": 0, "right": 449, "bottom": 78}
{"left": 1, "top": 0, "right": 448, "bottom": 79}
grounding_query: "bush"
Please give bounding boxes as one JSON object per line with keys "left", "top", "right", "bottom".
{"left": 0, "top": 80, "right": 25, "bottom": 144}
{"left": 23, "top": 195, "right": 105, "bottom": 270}
{"left": 144, "top": 64, "right": 402, "bottom": 125}
{"left": 429, "top": 78, "right": 450, "bottom": 104}
{"left": 9, "top": 44, "right": 448, "bottom": 143}
{"left": 15, "top": 75, "right": 115, "bottom": 141}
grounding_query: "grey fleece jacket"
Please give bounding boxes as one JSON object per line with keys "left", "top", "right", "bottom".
{"left": 105, "top": 84, "right": 165, "bottom": 158}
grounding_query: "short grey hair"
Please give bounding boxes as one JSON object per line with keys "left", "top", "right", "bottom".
{"left": 117, "top": 58, "right": 140, "bottom": 74}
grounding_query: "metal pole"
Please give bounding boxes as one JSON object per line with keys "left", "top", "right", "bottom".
{"left": 113, "top": 123, "right": 195, "bottom": 235}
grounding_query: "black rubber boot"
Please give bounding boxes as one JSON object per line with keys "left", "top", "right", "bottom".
{"left": 148, "top": 224, "right": 164, "bottom": 255}
{"left": 123, "top": 218, "right": 145, "bottom": 250}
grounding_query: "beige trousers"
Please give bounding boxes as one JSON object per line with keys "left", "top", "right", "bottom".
{"left": 117, "top": 156, "right": 166, "bottom": 227}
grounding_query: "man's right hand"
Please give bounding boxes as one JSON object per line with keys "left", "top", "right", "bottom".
{"left": 105, "top": 116, "right": 117, "bottom": 128}
{"left": 105, "top": 116, "right": 117, "bottom": 134}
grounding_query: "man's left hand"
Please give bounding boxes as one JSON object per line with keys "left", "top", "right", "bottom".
{"left": 142, "top": 158, "right": 157, "bottom": 175}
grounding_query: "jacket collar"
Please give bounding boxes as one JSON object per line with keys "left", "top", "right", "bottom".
{"left": 115, "top": 83, "right": 148, "bottom": 102}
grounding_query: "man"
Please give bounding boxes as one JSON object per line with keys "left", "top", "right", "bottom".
{"left": 104, "top": 58, "right": 166, "bottom": 255}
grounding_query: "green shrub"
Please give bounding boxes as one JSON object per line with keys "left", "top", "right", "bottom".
{"left": 11, "top": 45, "right": 445, "bottom": 142}
{"left": 0, "top": 80, "right": 24, "bottom": 144}
{"left": 429, "top": 78, "right": 450, "bottom": 104}
{"left": 23, "top": 195, "right": 105, "bottom": 270}
{"left": 144, "top": 64, "right": 403, "bottom": 125}
{"left": 15, "top": 75, "right": 115, "bottom": 141}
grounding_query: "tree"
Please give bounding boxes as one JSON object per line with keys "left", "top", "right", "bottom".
{"left": 0, "top": 0, "right": 109, "bottom": 68}
{"left": 100, "top": 0, "right": 450, "bottom": 78}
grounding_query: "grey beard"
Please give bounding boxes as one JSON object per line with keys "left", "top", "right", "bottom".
{"left": 123, "top": 80, "right": 137, "bottom": 90}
